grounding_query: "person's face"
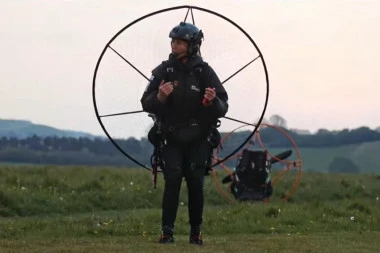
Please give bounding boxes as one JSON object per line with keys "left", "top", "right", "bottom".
{"left": 171, "top": 39, "right": 189, "bottom": 58}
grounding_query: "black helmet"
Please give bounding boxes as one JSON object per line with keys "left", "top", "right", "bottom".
{"left": 169, "top": 22, "right": 203, "bottom": 56}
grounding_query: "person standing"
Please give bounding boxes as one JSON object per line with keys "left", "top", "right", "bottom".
{"left": 141, "top": 22, "right": 228, "bottom": 245}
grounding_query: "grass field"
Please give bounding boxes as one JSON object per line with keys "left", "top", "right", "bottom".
{"left": 0, "top": 165, "right": 379, "bottom": 252}
{"left": 2, "top": 232, "right": 379, "bottom": 253}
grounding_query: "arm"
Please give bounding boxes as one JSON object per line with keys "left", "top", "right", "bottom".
{"left": 140, "top": 64, "right": 169, "bottom": 114}
{"left": 203, "top": 66, "right": 229, "bottom": 118}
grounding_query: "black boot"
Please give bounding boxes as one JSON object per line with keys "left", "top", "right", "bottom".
{"left": 159, "top": 225, "right": 175, "bottom": 244}
{"left": 159, "top": 233, "right": 175, "bottom": 244}
{"left": 189, "top": 225, "right": 203, "bottom": 245}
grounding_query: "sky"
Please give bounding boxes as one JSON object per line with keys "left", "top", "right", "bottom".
{"left": 1, "top": 0, "right": 379, "bottom": 139}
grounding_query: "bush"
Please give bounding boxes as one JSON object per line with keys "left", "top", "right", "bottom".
{"left": 328, "top": 157, "right": 360, "bottom": 173}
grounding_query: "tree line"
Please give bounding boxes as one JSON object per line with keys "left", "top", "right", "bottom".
{"left": 0, "top": 126, "right": 379, "bottom": 166}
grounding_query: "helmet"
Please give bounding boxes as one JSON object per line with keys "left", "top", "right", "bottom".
{"left": 169, "top": 22, "right": 204, "bottom": 56}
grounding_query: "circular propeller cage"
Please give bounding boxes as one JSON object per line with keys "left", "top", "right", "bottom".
{"left": 92, "top": 5, "right": 303, "bottom": 203}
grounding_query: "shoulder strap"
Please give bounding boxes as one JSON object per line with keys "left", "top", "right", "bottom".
{"left": 193, "top": 61, "right": 210, "bottom": 92}
{"left": 162, "top": 60, "right": 178, "bottom": 82}
{"left": 153, "top": 59, "right": 210, "bottom": 85}
{"left": 151, "top": 60, "right": 175, "bottom": 82}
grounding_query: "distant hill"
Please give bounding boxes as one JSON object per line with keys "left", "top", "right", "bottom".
{"left": 266, "top": 141, "right": 380, "bottom": 174}
{"left": 0, "top": 119, "right": 99, "bottom": 139}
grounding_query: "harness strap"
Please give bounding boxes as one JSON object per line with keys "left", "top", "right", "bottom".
{"left": 167, "top": 119, "right": 201, "bottom": 132}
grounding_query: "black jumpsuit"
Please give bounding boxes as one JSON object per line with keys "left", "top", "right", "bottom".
{"left": 140, "top": 55, "right": 228, "bottom": 235}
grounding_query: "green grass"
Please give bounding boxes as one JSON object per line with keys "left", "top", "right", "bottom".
{"left": 0, "top": 165, "right": 379, "bottom": 252}
{"left": 1, "top": 232, "right": 379, "bottom": 253}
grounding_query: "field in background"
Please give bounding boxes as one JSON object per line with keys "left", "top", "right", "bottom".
{"left": 0, "top": 166, "right": 379, "bottom": 252}
{"left": 259, "top": 140, "right": 380, "bottom": 174}
{"left": 1, "top": 140, "right": 380, "bottom": 175}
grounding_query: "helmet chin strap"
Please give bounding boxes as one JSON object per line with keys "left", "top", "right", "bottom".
{"left": 169, "top": 52, "right": 180, "bottom": 60}
{"left": 169, "top": 52, "right": 189, "bottom": 62}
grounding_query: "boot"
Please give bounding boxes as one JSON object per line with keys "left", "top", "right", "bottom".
{"left": 189, "top": 225, "right": 203, "bottom": 245}
{"left": 158, "top": 225, "right": 175, "bottom": 244}
{"left": 189, "top": 232, "right": 203, "bottom": 245}
{"left": 159, "top": 233, "right": 175, "bottom": 244}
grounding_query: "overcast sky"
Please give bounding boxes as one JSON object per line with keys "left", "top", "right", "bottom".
{"left": 1, "top": 0, "right": 379, "bottom": 139}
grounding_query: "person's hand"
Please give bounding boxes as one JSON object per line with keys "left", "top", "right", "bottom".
{"left": 157, "top": 80, "right": 174, "bottom": 103}
{"left": 203, "top": 87, "right": 216, "bottom": 106}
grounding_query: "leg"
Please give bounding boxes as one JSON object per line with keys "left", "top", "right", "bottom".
{"left": 184, "top": 141, "right": 210, "bottom": 245}
{"left": 160, "top": 145, "right": 183, "bottom": 237}
{"left": 186, "top": 176, "right": 204, "bottom": 230}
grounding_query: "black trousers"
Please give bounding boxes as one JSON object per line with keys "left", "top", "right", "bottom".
{"left": 160, "top": 139, "right": 211, "bottom": 232}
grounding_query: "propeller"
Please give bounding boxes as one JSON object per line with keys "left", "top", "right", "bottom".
{"left": 222, "top": 174, "right": 234, "bottom": 184}
{"left": 269, "top": 150, "right": 292, "bottom": 164}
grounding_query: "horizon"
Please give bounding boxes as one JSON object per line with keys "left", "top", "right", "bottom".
{"left": 1, "top": 117, "right": 379, "bottom": 138}
{"left": 1, "top": 0, "right": 379, "bottom": 139}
